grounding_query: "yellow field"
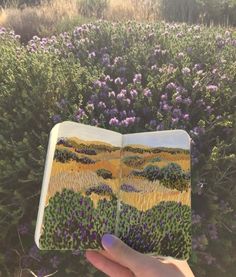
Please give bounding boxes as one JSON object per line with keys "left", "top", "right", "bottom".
{"left": 46, "top": 140, "right": 191, "bottom": 210}
{"left": 119, "top": 188, "right": 190, "bottom": 211}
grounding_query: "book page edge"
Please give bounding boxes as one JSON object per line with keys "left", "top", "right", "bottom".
{"left": 34, "top": 123, "right": 60, "bottom": 249}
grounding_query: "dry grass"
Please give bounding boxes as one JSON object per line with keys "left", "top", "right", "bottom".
{"left": 119, "top": 188, "right": 190, "bottom": 211}
{"left": 0, "top": 0, "right": 81, "bottom": 42}
{"left": 57, "top": 145, "right": 121, "bottom": 160}
{"left": 0, "top": 0, "right": 160, "bottom": 42}
{"left": 51, "top": 157, "right": 121, "bottom": 176}
{"left": 105, "top": 0, "right": 159, "bottom": 22}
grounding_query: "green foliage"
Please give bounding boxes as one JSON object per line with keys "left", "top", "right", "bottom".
{"left": 96, "top": 168, "right": 113, "bottom": 179}
{"left": 160, "top": 162, "right": 190, "bottom": 192}
{"left": 150, "top": 156, "right": 162, "bottom": 162}
{"left": 0, "top": 21, "right": 235, "bottom": 277}
{"left": 118, "top": 201, "right": 191, "bottom": 260}
{"left": 122, "top": 155, "right": 145, "bottom": 167}
{"left": 159, "top": 0, "right": 236, "bottom": 26}
{"left": 143, "top": 164, "right": 162, "bottom": 181}
{"left": 54, "top": 148, "right": 95, "bottom": 164}
{"left": 40, "top": 188, "right": 191, "bottom": 260}
{"left": 39, "top": 188, "right": 117, "bottom": 249}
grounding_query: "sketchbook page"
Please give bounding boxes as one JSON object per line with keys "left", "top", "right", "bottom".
{"left": 118, "top": 130, "right": 191, "bottom": 260}
{"left": 35, "top": 122, "right": 60, "bottom": 248}
{"left": 37, "top": 121, "right": 122, "bottom": 250}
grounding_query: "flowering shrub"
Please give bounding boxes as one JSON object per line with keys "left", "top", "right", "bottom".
{"left": 160, "top": 162, "right": 190, "bottom": 191}
{"left": 120, "top": 183, "right": 141, "bottom": 192}
{"left": 118, "top": 200, "right": 191, "bottom": 259}
{"left": 85, "top": 184, "right": 114, "bottom": 196}
{"left": 40, "top": 188, "right": 191, "bottom": 260}
{"left": 0, "top": 21, "right": 235, "bottom": 276}
{"left": 54, "top": 148, "right": 96, "bottom": 164}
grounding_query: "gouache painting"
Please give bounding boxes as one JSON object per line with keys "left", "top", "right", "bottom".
{"left": 38, "top": 130, "right": 191, "bottom": 260}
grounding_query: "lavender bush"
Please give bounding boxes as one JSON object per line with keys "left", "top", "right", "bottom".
{"left": 0, "top": 21, "right": 236, "bottom": 276}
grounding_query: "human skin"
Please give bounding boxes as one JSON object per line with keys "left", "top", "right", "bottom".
{"left": 85, "top": 234, "right": 195, "bottom": 277}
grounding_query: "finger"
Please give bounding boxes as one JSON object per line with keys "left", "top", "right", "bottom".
{"left": 85, "top": 250, "right": 135, "bottom": 277}
{"left": 101, "top": 234, "right": 163, "bottom": 272}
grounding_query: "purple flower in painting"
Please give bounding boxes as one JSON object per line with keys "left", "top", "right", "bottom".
{"left": 144, "top": 88, "right": 152, "bottom": 97}
{"left": 109, "top": 117, "right": 119, "bottom": 126}
{"left": 206, "top": 85, "right": 219, "bottom": 92}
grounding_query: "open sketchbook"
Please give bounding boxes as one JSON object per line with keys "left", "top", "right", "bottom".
{"left": 35, "top": 121, "right": 191, "bottom": 260}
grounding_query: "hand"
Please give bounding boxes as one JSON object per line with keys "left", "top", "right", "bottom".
{"left": 85, "top": 234, "right": 195, "bottom": 277}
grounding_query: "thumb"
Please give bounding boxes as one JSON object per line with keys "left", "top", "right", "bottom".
{"left": 101, "top": 234, "right": 147, "bottom": 272}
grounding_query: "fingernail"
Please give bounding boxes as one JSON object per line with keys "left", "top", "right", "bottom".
{"left": 102, "top": 234, "right": 115, "bottom": 249}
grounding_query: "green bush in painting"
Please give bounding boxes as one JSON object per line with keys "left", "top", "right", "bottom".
{"left": 160, "top": 163, "right": 190, "bottom": 192}
{"left": 96, "top": 168, "right": 113, "bottom": 179}
{"left": 39, "top": 189, "right": 191, "bottom": 260}
{"left": 122, "top": 155, "right": 145, "bottom": 167}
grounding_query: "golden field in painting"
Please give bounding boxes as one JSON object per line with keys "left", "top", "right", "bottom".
{"left": 47, "top": 136, "right": 191, "bottom": 210}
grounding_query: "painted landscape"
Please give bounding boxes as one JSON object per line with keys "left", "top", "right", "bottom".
{"left": 39, "top": 135, "right": 191, "bottom": 259}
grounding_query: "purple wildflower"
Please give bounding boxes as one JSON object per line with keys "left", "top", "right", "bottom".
{"left": 107, "top": 91, "right": 114, "bottom": 99}
{"left": 166, "top": 82, "right": 177, "bottom": 90}
{"left": 109, "top": 117, "right": 119, "bottom": 126}
{"left": 144, "top": 88, "right": 152, "bottom": 97}
{"left": 130, "top": 89, "right": 138, "bottom": 98}
{"left": 206, "top": 85, "right": 219, "bottom": 92}
{"left": 133, "top": 73, "right": 142, "bottom": 84}
{"left": 52, "top": 114, "right": 61, "bottom": 123}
